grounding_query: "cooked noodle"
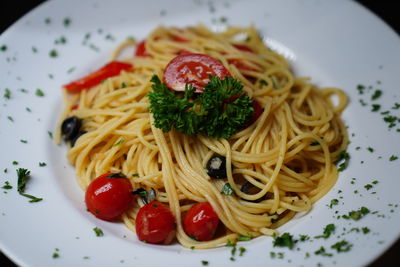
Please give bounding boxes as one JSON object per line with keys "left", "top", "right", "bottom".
{"left": 57, "top": 24, "right": 348, "bottom": 249}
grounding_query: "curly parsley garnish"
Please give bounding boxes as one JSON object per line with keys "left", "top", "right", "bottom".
{"left": 148, "top": 75, "right": 254, "bottom": 139}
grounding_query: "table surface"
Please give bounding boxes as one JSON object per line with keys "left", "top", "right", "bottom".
{"left": 0, "top": 0, "right": 399, "bottom": 266}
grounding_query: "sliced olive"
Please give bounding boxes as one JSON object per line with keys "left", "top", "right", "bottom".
{"left": 240, "top": 181, "right": 264, "bottom": 203}
{"left": 206, "top": 154, "right": 227, "bottom": 179}
{"left": 71, "top": 130, "right": 86, "bottom": 147}
{"left": 61, "top": 116, "right": 82, "bottom": 141}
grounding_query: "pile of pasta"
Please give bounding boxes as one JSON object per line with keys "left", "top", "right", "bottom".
{"left": 57, "top": 25, "right": 348, "bottom": 248}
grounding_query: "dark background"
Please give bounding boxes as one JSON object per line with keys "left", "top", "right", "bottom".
{"left": 0, "top": 0, "right": 398, "bottom": 266}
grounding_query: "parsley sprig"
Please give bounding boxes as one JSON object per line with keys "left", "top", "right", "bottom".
{"left": 148, "top": 75, "right": 254, "bottom": 139}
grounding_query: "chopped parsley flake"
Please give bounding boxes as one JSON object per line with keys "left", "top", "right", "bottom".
{"left": 315, "top": 224, "right": 335, "bottom": 239}
{"left": 49, "top": 50, "right": 58, "bottom": 57}
{"left": 331, "top": 240, "right": 352, "bottom": 252}
{"left": 314, "top": 246, "right": 333, "bottom": 257}
{"left": 371, "top": 90, "right": 382, "bottom": 100}
{"left": 20, "top": 139, "right": 28, "bottom": 144}
{"left": 367, "top": 147, "right": 374, "bottom": 153}
{"left": 364, "top": 184, "right": 373, "bottom": 190}
{"left": 329, "top": 199, "right": 339, "bottom": 208}
{"left": 392, "top": 103, "right": 400, "bottom": 110}
{"left": 35, "top": 89, "right": 45, "bottom": 97}
{"left": 32, "top": 46, "right": 38, "bottom": 53}
{"left": 362, "top": 227, "right": 370, "bottom": 234}
{"left": 273, "top": 233, "right": 296, "bottom": 249}
{"left": 93, "top": 227, "right": 104, "bottom": 236}
{"left": 237, "top": 235, "right": 252, "bottom": 241}
{"left": 342, "top": 206, "right": 370, "bottom": 220}
{"left": 4, "top": 88, "right": 11, "bottom": 99}
{"left": 389, "top": 155, "right": 398, "bottom": 161}
{"left": 113, "top": 138, "right": 125, "bottom": 146}
{"left": 299, "top": 234, "right": 310, "bottom": 242}
{"left": 63, "top": 17, "right": 71, "bottom": 27}
{"left": 356, "top": 84, "right": 365, "bottom": 94}
{"left": 336, "top": 150, "right": 350, "bottom": 172}
{"left": 201, "top": 260, "right": 209, "bottom": 266}
{"left": 221, "top": 183, "right": 234, "bottom": 195}
{"left": 371, "top": 104, "right": 381, "bottom": 112}
{"left": 2, "top": 181, "right": 12, "bottom": 190}
{"left": 238, "top": 247, "right": 246, "bottom": 256}
{"left": 7, "top": 116, "right": 14, "bottom": 122}
{"left": 39, "top": 162, "right": 47, "bottom": 167}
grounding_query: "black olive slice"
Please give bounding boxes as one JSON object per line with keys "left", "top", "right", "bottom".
{"left": 61, "top": 116, "right": 82, "bottom": 141}
{"left": 240, "top": 181, "right": 264, "bottom": 203}
{"left": 206, "top": 154, "right": 227, "bottom": 179}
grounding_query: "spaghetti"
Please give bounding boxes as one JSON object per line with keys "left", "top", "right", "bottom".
{"left": 56, "top": 24, "right": 348, "bottom": 249}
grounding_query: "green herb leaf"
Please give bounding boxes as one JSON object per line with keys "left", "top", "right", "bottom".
{"left": 16, "top": 168, "right": 43, "bottom": 202}
{"left": 237, "top": 235, "right": 252, "bottom": 241}
{"left": 342, "top": 206, "right": 370, "bottom": 220}
{"left": 371, "top": 90, "right": 382, "bottom": 100}
{"left": 329, "top": 199, "right": 339, "bottom": 208}
{"left": 273, "top": 232, "right": 296, "bottom": 249}
{"left": 36, "top": 89, "right": 45, "bottom": 97}
{"left": 221, "top": 183, "right": 235, "bottom": 195}
{"left": 93, "top": 227, "right": 104, "bottom": 237}
{"left": 2, "top": 181, "right": 12, "bottom": 190}
{"left": 336, "top": 150, "right": 350, "bottom": 172}
{"left": 4, "top": 88, "right": 11, "bottom": 99}
{"left": 314, "top": 246, "right": 333, "bottom": 257}
{"left": 331, "top": 240, "right": 352, "bottom": 252}
{"left": 315, "top": 224, "right": 335, "bottom": 239}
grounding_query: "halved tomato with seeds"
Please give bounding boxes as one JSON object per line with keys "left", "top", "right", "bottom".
{"left": 163, "top": 53, "right": 231, "bottom": 92}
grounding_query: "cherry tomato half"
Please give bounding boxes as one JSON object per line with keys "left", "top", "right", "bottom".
{"left": 163, "top": 53, "right": 231, "bottom": 92}
{"left": 135, "top": 201, "right": 176, "bottom": 244}
{"left": 249, "top": 99, "right": 263, "bottom": 125}
{"left": 85, "top": 173, "right": 134, "bottom": 221}
{"left": 183, "top": 202, "right": 219, "bottom": 241}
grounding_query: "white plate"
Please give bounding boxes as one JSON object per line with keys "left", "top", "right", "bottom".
{"left": 1, "top": 0, "right": 400, "bottom": 266}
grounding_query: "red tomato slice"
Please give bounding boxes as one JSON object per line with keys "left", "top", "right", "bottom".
{"left": 229, "top": 44, "right": 256, "bottom": 71}
{"left": 183, "top": 202, "right": 219, "bottom": 241}
{"left": 233, "top": 44, "right": 253, "bottom": 53}
{"left": 172, "top": 35, "right": 188, "bottom": 43}
{"left": 63, "top": 61, "right": 132, "bottom": 93}
{"left": 135, "top": 201, "right": 176, "bottom": 244}
{"left": 85, "top": 173, "right": 134, "bottom": 221}
{"left": 249, "top": 99, "right": 263, "bottom": 125}
{"left": 135, "top": 40, "right": 151, "bottom": 57}
{"left": 163, "top": 53, "right": 231, "bottom": 92}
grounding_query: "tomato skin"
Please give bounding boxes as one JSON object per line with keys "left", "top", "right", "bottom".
{"left": 135, "top": 201, "right": 176, "bottom": 244}
{"left": 85, "top": 173, "right": 134, "bottom": 221}
{"left": 163, "top": 53, "right": 231, "bottom": 92}
{"left": 249, "top": 100, "right": 263, "bottom": 125}
{"left": 228, "top": 44, "right": 256, "bottom": 71}
{"left": 233, "top": 44, "right": 253, "bottom": 53}
{"left": 135, "top": 40, "right": 151, "bottom": 57}
{"left": 63, "top": 61, "right": 132, "bottom": 93}
{"left": 183, "top": 202, "right": 219, "bottom": 241}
